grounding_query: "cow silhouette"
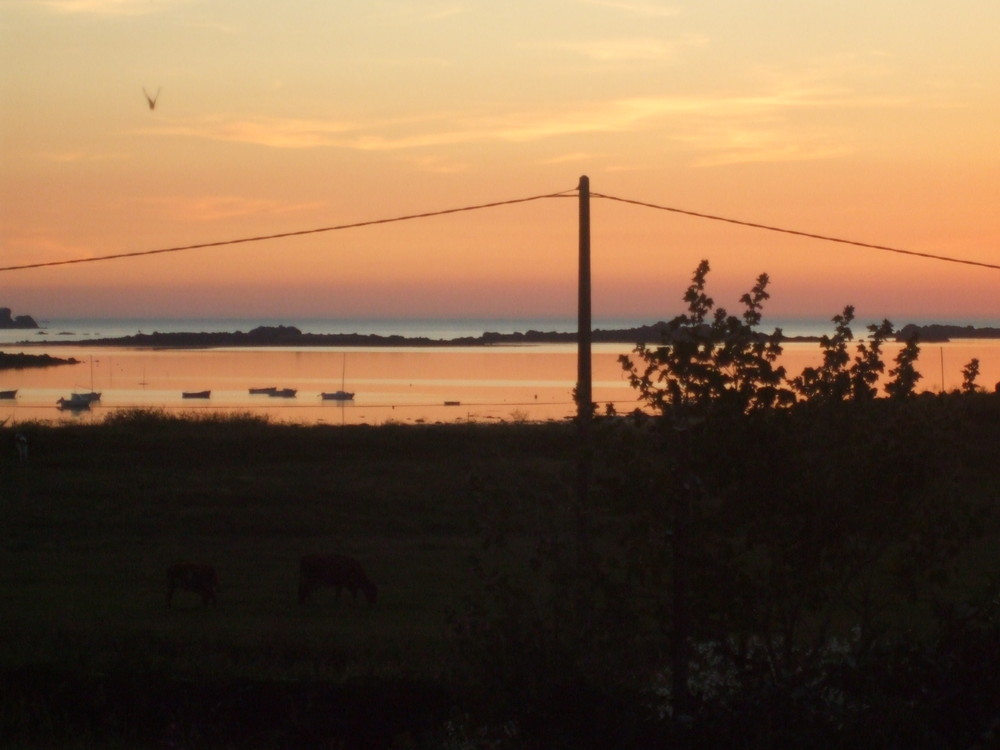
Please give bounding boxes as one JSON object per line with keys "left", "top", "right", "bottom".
{"left": 166, "top": 562, "right": 219, "bottom": 607}
{"left": 298, "top": 553, "right": 378, "bottom": 605}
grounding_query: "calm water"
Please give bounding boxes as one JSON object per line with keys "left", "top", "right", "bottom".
{"left": 2, "top": 317, "right": 999, "bottom": 426}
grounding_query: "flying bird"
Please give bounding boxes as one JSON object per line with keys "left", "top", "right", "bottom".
{"left": 143, "top": 87, "right": 161, "bottom": 110}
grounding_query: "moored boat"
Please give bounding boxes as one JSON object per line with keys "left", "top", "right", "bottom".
{"left": 322, "top": 354, "right": 355, "bottom": 401}
{"left": 0, "top": 389, "right": 16, "bottom": 399}
{"left": 57, "top": 394, "right": 92, "bottom": 410}
{"left": 249, "top": 386, "right": 278, "bottom": 395}
{"left": 321, "top": 390, "right": 354, "bottom": 401}
{"left": 269, "top": 388, "right": 297, "bottom": 398}
{"left": 182, "top": 390, "right": 211, "bottom": 399}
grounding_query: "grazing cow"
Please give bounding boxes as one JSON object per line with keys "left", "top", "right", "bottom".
{"left": 298, "top": 553, "right": 378, "bottom": 605}
{"left": 166, "top": 562, "right": 219, "bottom": 607}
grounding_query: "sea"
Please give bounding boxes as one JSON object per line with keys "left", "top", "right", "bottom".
{"left": 2, "top": 316, "right": 999, "bottom": 426}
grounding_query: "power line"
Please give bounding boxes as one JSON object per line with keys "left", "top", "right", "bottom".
{"left": 0, "top": 189, "right": 574, "bottom": 273}
{"left": 592, "top": 191, "right": 1000, "bottom": 271}
{"left": 3, "top": 184, "right": 997, "bottom": 273}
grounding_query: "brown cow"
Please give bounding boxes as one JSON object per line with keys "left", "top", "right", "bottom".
{"left": 298, "top": 553, "right": 378, "bottom": 605}
{"left": 166, "top": 562, "right": 219, "bottom": 607}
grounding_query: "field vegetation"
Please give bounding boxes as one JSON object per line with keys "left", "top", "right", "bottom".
{"left": 2, "top": 264, "right": 999, "bottom": 748}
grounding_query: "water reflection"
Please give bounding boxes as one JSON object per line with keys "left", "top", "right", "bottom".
{"left": 2, "top": 341, "right": 999, "bottom": 426}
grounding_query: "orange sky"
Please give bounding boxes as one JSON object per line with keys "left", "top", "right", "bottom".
{"left": 2, "top": 1, "right": 999, "bottom": 324}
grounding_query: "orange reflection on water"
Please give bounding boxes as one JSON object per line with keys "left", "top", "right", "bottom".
{"left": 2, "top": 340, "right": 999, "bottom": 426}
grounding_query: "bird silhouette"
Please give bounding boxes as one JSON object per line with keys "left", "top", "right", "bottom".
{"left": 143, "top": 87, "right": 161, "bottom": 110}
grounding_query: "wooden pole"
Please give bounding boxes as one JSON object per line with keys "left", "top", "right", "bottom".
{"left": 575, "top": 176, "right": 593, "bottom": 586}
{"left": 577, "top": 175, "right": 592, "bottom": 422}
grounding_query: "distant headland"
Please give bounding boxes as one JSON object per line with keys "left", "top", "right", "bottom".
{"left": 7, "top": 321, "right": 1000, "bottom": 349}
{"left": 894, "top": 323, "right": 1000, "bottom": 343}
{"left": 0, "top": 351, "right": 79, "bottom": 370}
{"left": 0, "top": 307, "right": 39, "bottom": 329}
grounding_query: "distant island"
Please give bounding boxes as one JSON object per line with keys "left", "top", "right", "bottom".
{"left": 7, "top": 321, "right": 1000, "bottom": 349}
{"left": 0, "top": 307, "right": 38, "bottom": 329}
{"left": 894, "top": 323, "right": 1000, "bottom": 343}
{"left": 0, "top": 351, "right": 79, "bottom": 370}
{"left": 9, "top": 322, "right": 764, "bottom": 348}
{"left": 0, "top": 323, "right": 901, "bottom": 349}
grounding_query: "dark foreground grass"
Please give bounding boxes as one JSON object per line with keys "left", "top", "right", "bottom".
{"left": 2, "top": 403, "right": 1000, "bottom": 748}
{"left": 0, "top": 412, "right": 580, "bottom": 747}
{"left": 1, "top": 414, "right": 569, "bottom": 675}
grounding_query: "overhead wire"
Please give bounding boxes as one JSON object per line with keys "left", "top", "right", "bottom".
{"left": 592, "top": 191, "right": 1000, "bottom": 271}
{"left": 0, "top": 189, "right": 575, "bottom": 272}
{"left": 1, "top": 184, "right": 996, "bottom": 272}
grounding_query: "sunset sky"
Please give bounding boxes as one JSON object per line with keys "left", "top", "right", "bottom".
{"left": 2, "top": 0, "right": 999, "bottom": 324}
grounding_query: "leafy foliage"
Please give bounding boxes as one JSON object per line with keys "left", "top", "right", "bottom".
{"left": 619, "top": 260, "right": 793, "bottom": 417}
{"left": 620, "top": 261, "right": 927, "bottom": 413}
{"left": 459, "top": 261, "right": 1000, "bottom": 747}
{"left": 962, "top": 357, "right": 982, "bottom": 393}
{"left": 886, "top": 332, "right": 923, "bottom": 398}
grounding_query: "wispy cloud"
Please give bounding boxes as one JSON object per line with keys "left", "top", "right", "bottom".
{"left": 143, "top": 195, "right": 325, "bottom": 222}
{"left": 678, "top": 127, "right": 854, "bottom": 168}
{"left": 424, "top": 4, "right": 468, "bottom": 21}
{"left": 38, "top": 150, "right": 128, "bottom": 163}
{"left": 538, "top": 152, "right": 601, "bottom": 165}
{"left": 36, "top": 0, "right": 189, "bottom": 14}
{"left": 547, "top": 35, "right": 705, "bottom": 63}
{"left": 140, "top": 116, "right": 361, "bottom": 150}
{"left": 0, "top": 224, "right": 91, "bottom": 261}
{"left": 137, "top": 86, "right": 910, "bottom": 168}
{"left": 400, "top": 154, "right": 470, "bottom": 174}
{"left": 579, "top": 0, "right": 682, "bottom": 18}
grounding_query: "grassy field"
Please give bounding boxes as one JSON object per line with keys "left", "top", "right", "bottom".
{"left": 0, "top": 412, "right": 583, "bottom": 747}
{"left": 2, "top": 403, "right": 999, "bottom": 748}
{"left": 1, "top": 414, "right": 568, "bottom": 673}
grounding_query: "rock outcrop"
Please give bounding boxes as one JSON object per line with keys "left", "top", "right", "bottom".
{"left": 0, "top": 307, "right": 39, "bottom": 329}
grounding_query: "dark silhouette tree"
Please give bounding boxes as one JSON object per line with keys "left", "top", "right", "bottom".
{"left": 790, "top": 306, "right": 855, "bottom": 401}
{"left": 962, "top": 358, "right": 981, "bottom": 393}
{"left": 851, "top": 319, "right": 895, "bottom": 400}
{"left": 885, "top": 333, "right": 922, "bottom": 398}
{"left": 619, "top": 260, "right": 793, "bottom": 418}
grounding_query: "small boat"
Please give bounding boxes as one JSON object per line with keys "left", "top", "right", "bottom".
{"left": 444, "top": 400, "right": 461, "bottom": 406}
{"left": 77, "top": 358, "right": 100, "bottom": 403}
{"left": 249, "top": 386, "right": 278, "bottom": 395}
{"left": 182, "top": 390, "right": 211, "bottom": 399}
{"left": 321, "top": 354, "right": 355, "bottom": 401}
{"left": 321, "top": 390, "right": 354, "bottom": 401}
{"left": 57, "top": 394, "right": 92, "bottom": 410}
{"left": 0, "top": 389, "right": 16, "bottom": 399}
{"left": 268, "top": 388, "right": 297, "bottom": 398}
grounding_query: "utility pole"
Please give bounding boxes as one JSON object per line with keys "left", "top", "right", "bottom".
{"left": 577, "top": 175, "right": 592, "bottom": 423}
{"left": 575, "top": 175, "right": 593, "bottom": 582}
